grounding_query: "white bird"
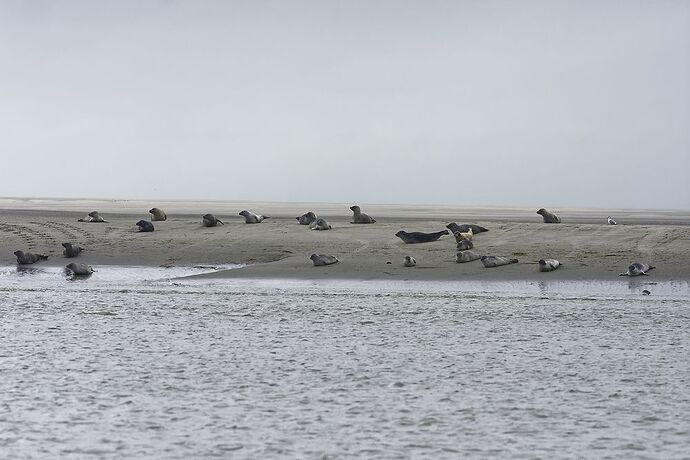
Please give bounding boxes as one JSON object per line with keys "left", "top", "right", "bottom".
{"left": 607, "top": 216, "right": 617, "bottom": 225}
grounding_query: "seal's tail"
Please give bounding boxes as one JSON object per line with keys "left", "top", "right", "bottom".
{"left": 38, "top": 255, "right": 48, "bottom": 260}
{"left": 510, "top": 258, "right": 518, "bottom": 264}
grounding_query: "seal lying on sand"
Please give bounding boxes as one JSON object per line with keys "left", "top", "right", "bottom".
{"left": 14, "top": 250, "right": 48, "bottom": 265}
{"left": 310, "top": 218, "right": 332, "bottom": 230}
{"left": 239, "top": 210, "right": 267, "bottom": 223}
{"left": 202, "top": 214, "right": 224, "bottom": 227}
{"left": 65, "top": 262, "right": 94, "bottom": 277}
{"left": 350, "top": 205, "right": 376, "bottom": 224}
{"left": 297, "top": 212, "right": 318, "bottom": 225}
{"left": 404, "top": 255, "right": 417, "bottom": 267}
{"left": 454, "top": 228, "right": 473, "bottom": 242}
{"left": 395, "top": 230, "right": 449, "bottom": 244}
{"left": 149, "top": 208, "right": 167, "bottom": 221}
{"left": 456, "top": 240, "right": 474, "bottom": 251}
{"left": 135, "top": 220, "right": 154, "bottom": 232}
{"left": 78, "top": 211, "right": 107, "bottom": 223}
{"left": 607, "top": 216, "right": 617, "bottom": 225}
{"left": 456, "top": 250, "right": 482, "bottom": 263}
{"left": 446, "top": 223, "right": 488, "bottom": 234}
{"left": 62, "top": 242, "right": 84, "bottom": 258}
{"left": 481, "top": 256, "right": 518, "bottom": 268}
{"left": 537, "top": 208, "right": 561, "bottom": 223}
{"left": 310, "top": 254, "right": 339, "bottom": 266}
{"left": 538, "top": 259, "right": 561, "bottom": 272}
{"left": 620, "top": 262, "right": 655, "bottom": 276}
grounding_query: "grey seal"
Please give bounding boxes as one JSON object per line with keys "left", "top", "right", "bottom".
{"left": 78, "top": 211, "right": 108, "bottom": 223}
{"left": 619, "top": 262, "right": 655, "bottom": 276}
{"left": 135, "top": 220, "right": 154, "bottom": 232}
{"left": 456, "top": 250, "right": 482, "bottom": 263}
{"left": 456, "top": 240, "right": 474, "bottom": 251}
{"left": 310, "top": 218, "right": 332, "bottom": 230}
{"left": 404, "top": 256, "right": 417, "bottom": 267}
{"left": 538, "top": 258, "right": 561, "bottom": 272}
{"left": 481, "top": 256, "right": 518, "bottom": 268}
{"left": 446, "top": 223, "right": 489, "bottom": 234}
{"left": 296, "top": 212, "right": 318, "bottom": 225}
{"left": 607, "top": 216, "right": 617, "bottom": 225}
{"left": 202, "top": 214, "right": 224, "bottom": 227}
{"left": 14, "top": 250, "right": 48, "bottom": 265}
{"left": 350, "top": 205, "right": 376, "bottom": 224}
{"left": 62, "top": 242, "right": 84, "bottom": 258}
{"left": 149, "top": 208, "right": 167, "bottom": 221}
{"left": 65, "top": 262, "right": 94, "bottom": 277}
{"left": 310, "top": 254, "right": 339, "bottom": 266}
{"left": 395, "top": 230, "right": 449, "bottom": 244}
{"left": 239, "top": 210, "right": 267, "bottom": 223}
{"left": 537, "top": 208, "right": 561, "bottom": 223}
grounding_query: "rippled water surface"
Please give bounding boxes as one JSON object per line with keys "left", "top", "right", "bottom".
{"left": 1, "top": 266, "right": 689, "bottom": 458}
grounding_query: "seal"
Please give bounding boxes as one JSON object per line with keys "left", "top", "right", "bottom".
{"left": 310, "top": 254, "right": 339, "bottom": 266}
{"left": 607, "top": 216, "right": 617, "bottom": 225}
{"left": 454, "top": 228, "right": 473, "bottom": 243}
{"left": 78, "top": 211, "right": 107, "bottom": 223}
{"left": 404, "top": 255, "right": 417, "bottom": 267}
{"left": 202, "top": 214, "right": 224, "bottom": 227}
{"left": 350, "top": 205, "right": 376, "bottom": 224}
{"left": 62, "top": 242, "right": 84, "bottom": 258}
{"left": 65, "top": 262, "right": 94, "bottom": 277}
{"left": 14, "top": 250, "right": 48, "bottom": 265}
{"left": 619, "top": 262, "right": 655, "bottom": 276}
{"left": 446, "top": 223, "right": 488, "bottom": 234}
{"left": 642, "top": 289, "right": 651, "bottom": 295}
{"left": 135, "top": 220, "right": 155, "bottom": 232}
{"left": 537, "top": 208, "right": 561, "bottom": 223}
{"left": 481, "top": 256, "right": 518, "bottom": 268}
{"left": 310, "top": 218, "right": 332, "bottom": 230}
{"left": 149, "top": 208, "right": 167, "bottom": 221}
{"left": 456, "top": 240, "right": 474, "bottom": 251}
{"left": 395, "top": 230, "right": 449, "bottom": 244}
{"left": 296, "top": 212, "right": 318, "bottom": 225}
{"left": 456, "top": 250, "right": 482, "bottom": 263}
{"left": 538, "top": 258, "right": 561, "bottom": 272}
{"left": 239, "top": 210, "right": 267, "bottom": 224}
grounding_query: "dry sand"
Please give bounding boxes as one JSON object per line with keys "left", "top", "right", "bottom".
{"left": 1, "top": 198, "right": 689, "bottom": 281}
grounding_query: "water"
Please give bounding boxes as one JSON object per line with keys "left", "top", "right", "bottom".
{"left": 1, "top": 266, "right": 689, "bottom": 459}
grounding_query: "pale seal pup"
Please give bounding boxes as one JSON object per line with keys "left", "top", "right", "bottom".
{"left": 537, "top": 208, "right": 561, "bottom": 223}
{"left": 456, "top": 240, "right": 474, "bottom": 251}
{"left": 202, "top": 214, "right": 224, "bottom": 227}
{"left": 481, "top": 256, "right": 518, "bottom": 268}
{"left": 350, "top": 205, "right": 376, "bottom": 224}
{"left": 446, "top": 223, "right": 489, "bottom": 234}
{"left": 310, "top": 254, "right": 339, "bottom": 266}
{"left": 619, "top": 262, "right": 655, "bottom": 276}
{"left": 395, "top": 230, "right": 449, "bottom": 244}
{"left": 65, "top": 262, "right": 94, "bottom": 277}
{"left": 456, "top": 250, "right": 482, "bottom": 263}
{"left": 239, "top": 210, "right": 267, "bottom": 224}
{"left": 135, "top": 220, "right": 155, "bottom": 232}
{"left": 538, "top": 259, "right": 561, "bottom": 272}
{"left": 149, "top": 208, "right": 167, "bottom": 221}
{"left": 78, "top": 211, "right": 108, "bottom": 223}
{"left": 14, "top": 250, "right": 48, "bottom": 265}
{"left": 296, "top": 212, "right": 318, "bottom": 225}
{"left": 62, "top": 242, "right": 84, "bottom": 258}
{"left": 310, "top": 218, "right": 332, "bottom": 230}
{"left": 404, "top": 256, "right": 417, "bottom": 267}
{"left": 454, "top": 228, "right": 473, "bottom": 242}
{"left": 607, "top": 216, "right": 617, "bottom": 225}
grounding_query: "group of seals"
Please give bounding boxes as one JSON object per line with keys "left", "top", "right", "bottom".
{"left": 537, "top": 208, "right": 561, "bottom": 223}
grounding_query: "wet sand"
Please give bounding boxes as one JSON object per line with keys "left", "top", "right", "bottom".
{"left": 1, "top": 198, "right": 689, "bottom": 281}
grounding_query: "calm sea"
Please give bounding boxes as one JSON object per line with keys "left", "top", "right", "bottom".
{"left": 1, "top": 266, "right": 689, "bottom": 459}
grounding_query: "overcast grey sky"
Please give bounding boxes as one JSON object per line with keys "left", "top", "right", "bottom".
{"left": 1, "top": 0, "right": 688, "bottom": 209}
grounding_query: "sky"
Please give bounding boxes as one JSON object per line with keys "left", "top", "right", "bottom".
{"left": 1, "top": 0, "right": 689, "bottom": 209}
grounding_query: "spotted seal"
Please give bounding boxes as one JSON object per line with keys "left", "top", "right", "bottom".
{"left": 149, "top": 208, "right": 167, "bottom": 221}
{"left": 538, "top": 259, "right": 561, "bottom": 272}
{"left": 350, "top": 205, "right": 376, "bottom": 224}
{"left": 14, "top": 250, "right": 48, "bottom": 265}
{"left": 456, "top": 240, "right": 474, "bottom": 251}
{"left": 619, "top": 262, "right": 655, "bottom": 276}
{"left": 296, "top": 212, "right": 318, "bottom": 225}
{"left": 310, "top": 254, "right": 339, "bottom": 266}
{"left": 239, "top": 210, "right": 268, "bottom": 224}
{"left": 62, "top": 242, "right": 84, "bottom": 258}
{"left": 395, "top": 230, "right": 449, "bottom": 244}
{"left": 310, "top": 218, "right": 332, "bottom": 230}
{"left": 481, "top": 256, "right": 518, "bottom": 268}
{"left": 456, "top": 250, "right": 482, "bottom": 263}
{"left": 202, "top": 214, "right": 224, "bottom": 227}
{"left": 135, "top": 220, "right": 155, "bottom": 232}
{"left": 78, "top": 211, "right": 108, "bottom": 223}
{"left": 446, "top": 223, "right": 488, "bottom": 234}
{"left": 65, "top": 262, "right": 94, "bottom": 277}
{"left": 537, "top": 208, "right": 561, "bottom": 223}
{"left": 404, "top": 256, "right": 417, "bottom": 267}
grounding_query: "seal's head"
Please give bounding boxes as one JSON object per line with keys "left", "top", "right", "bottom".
{"left": 536, "top": 208, "right": 546, "bottom": 215}
{"left": 13, "top": 250, "right": 23, "bottom": 257}
{"left": 88, "top": 211, "right": 100, "bottom": 217}
{"left": 538, "top": 259, "right": 546, "bottom": 265}
{"left": 350, "top": 205, "right": 360, "bottom": 212}
{"left": 62, "top": 242, "right": 71, "bottom": 249}
{"left": 135, "top": 220, "right": 147, "bottom": 227}
{"left": 309, "top": 254, "right": 318, "bottom": 261}
{"left": 239, "top": 210, "right": 249, "bottom": 217}
{"left": 395, "top": 231, "right": 406, "bottom": 238}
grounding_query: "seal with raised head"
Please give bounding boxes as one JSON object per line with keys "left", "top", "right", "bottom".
{"left": 310, "top": 218, "right": 332, "bottom": 230}
{"left": 296, "top": 212, "right": 318, "bottom": 225}
{"left": 310, "top": 254, "right": 339, "bottom": 266}
{"left": 62, "top": 242, "right": 84, "bottom": 258}
{"left": 446, "top": 223, "right": 489, "bottom": 234}
{"left": 65, "top": 262, "right": 94, "bottom": 277}
{"left": 135, "top": 220, "right": 154, "bottom": 232}
{"left": 149, "top": 208, "right": 167, "bottom": 221}
{"left": 454, "top": 228, "right": 473, "bottom": 242}
{"left": 78, "top": 211, "right": 107, "bottom": 223}
{"left": 14, "top": 250, "right": 48, "bottom": 265}
{"left": 395, "top": 230, "right": 449, "bottom": 244}
{"left": 537, "top": 208, "right": 561, "bottom": 223}
{"left": 404, "top": 255, "right": 417, "bottom": 267}
{"left": 607, "top": 216, "right": 617, "bottom": 225}
{"left": 481, "top": 256, "right": 518, "bottom": 268}
{"left": 202, "top": 214, "right": 224, "bottom": 227}
{"left": 456, "top": 240, "right": 474, "bottom": 251}
{"left": 619, "top": 262, "right": 655, "bottom": 276}
{"left": 456, "top": 250, "right": 482, "bottom": 263}
{"left": 239, "top": 210, "right": 267, "bottom": 224}
{"left": 350, "top": 205, "right": 376, "bottom": 224}
{"left": 538, "top": 259, "right": 561, "bottom": 272}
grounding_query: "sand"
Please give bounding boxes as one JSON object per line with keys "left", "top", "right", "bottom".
{"left": 1, "top": 198, "right": 689, "bottom": 281}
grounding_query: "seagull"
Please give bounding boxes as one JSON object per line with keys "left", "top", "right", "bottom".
{"left": 607, "top": 216, "right": 617, "bottom": 225}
